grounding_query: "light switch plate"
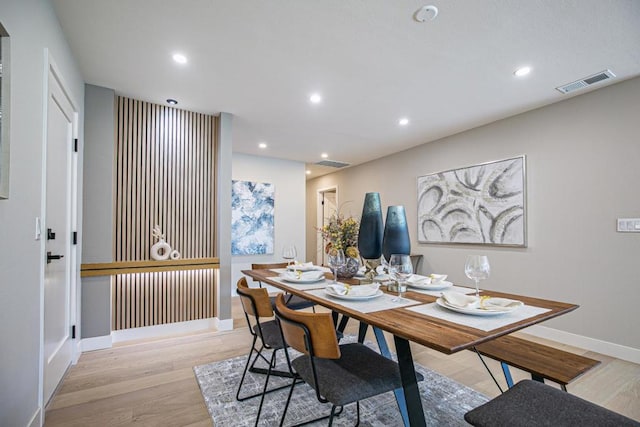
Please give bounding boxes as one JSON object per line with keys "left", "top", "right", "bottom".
{"left": 617, "top": 218, "right": 640, "bottom": 233}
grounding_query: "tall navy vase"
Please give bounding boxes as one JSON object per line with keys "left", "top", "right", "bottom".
{"left": 382, "top": 205, "right": 411, "bottom": 262}
{"left": 357, "top": 193, "right": 383, "bottom": 259}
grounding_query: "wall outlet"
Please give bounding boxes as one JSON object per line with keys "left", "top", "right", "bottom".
{"left": 617, "top": 218, "right": 640, "bottom": 233}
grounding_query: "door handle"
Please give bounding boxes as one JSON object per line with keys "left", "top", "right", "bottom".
{"left": 47, "top": 251, "right": 64, "bottom": 264}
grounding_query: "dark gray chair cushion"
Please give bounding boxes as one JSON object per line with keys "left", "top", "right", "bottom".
{"left": 291, "top": 342, "right": 424, "bottom": 407}
{"left": 465, "top": 379, "right": 639, "bottom": 427}
{"left": 254, "top": 319, "right": 285, "bottom": 349}
{"left": 270, "top": 294, "right": 316, "bottom": 311}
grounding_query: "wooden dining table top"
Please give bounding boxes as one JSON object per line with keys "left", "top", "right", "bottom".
{"left": 242, "top": 268, "right": 579, "bottom": 354}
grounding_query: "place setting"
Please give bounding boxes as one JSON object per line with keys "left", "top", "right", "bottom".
{"left": 407, "top": 255, "right": 551, "bottom": 331}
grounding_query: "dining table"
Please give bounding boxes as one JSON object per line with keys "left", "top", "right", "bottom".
{"left": 241, "top": 268, "right": 579, "bottom": 427}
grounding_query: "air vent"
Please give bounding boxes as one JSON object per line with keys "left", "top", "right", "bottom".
{"left": 315, "top": 160, "right": 350, "bottom": 168}
{"left": 556, "top": 69, "right": 615, "bottom": 94}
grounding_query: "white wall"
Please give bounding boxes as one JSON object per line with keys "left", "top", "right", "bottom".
{"left": 307, "top": 77, "right": 640, "bottom": 359}
{"left": 232, "top": 153, "right": 306, "bottom": 293}
{"left": 0, "top": 1, "right": 84, "bottom": 425}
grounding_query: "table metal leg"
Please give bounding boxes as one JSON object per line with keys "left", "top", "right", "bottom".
{"left": 394, "top": 335, "right": 427, "bottom": 427}
{"left": 373, "top": 327, "right": 422, "bottom": 427}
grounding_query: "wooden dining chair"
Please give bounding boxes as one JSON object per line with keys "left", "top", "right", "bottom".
{"left": 251, "top": 262, "right": 316, "bottom": 311}
{"left": 273, "top": 293, "right": 416, "bottom": 426}
{"left": 236, "top": 278, "right": 295, "bottom": 425}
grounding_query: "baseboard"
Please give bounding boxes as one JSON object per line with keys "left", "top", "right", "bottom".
{"left": 27, "top": 406, "right": 41, "bottom": 427}
{"left": 213, "top": 317, "right": 234, "bottom": 331}
{"left": 524, "top": 325, "right": 640, "bottom": 364}
{"left": 81, "top": 334, "right": 113, "bottom": 352}
{"left": 111, "top": 317, "right": 224, "bottom": 343}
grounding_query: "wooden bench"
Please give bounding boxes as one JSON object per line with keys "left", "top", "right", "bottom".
{"left": 473, "top": 335, "right": 601, "bottom": 391}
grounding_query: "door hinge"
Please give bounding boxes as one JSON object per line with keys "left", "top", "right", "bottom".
{"left": 73, "top": 138, "right": 78, "bottom": 152}
{"left": 72, "top": 231, "right": 77, "bottom": 245}
{"left": 71, "top": 325, "right": 76, "bottom": 339}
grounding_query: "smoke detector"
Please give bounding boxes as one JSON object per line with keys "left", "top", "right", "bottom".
{"left": 414, "top": 5, "right": 439, "bottom": 22}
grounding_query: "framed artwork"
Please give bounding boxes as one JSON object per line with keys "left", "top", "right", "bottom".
{"left": 231, "top": 180, "right": 274, "bottom": 255}
{"left": 417, "top": 156, "right": 526, "bottom": 247}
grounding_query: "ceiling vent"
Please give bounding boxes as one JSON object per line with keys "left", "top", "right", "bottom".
{"left": 315, "top": 160, "right": 350, "bottom": 168}
{"left": 556, "top": 69, "right": 615, "bottom": 94}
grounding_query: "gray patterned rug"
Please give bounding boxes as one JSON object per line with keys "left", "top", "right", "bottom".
{"left": 194, "top": 339, "right": 488, "bottom": 426}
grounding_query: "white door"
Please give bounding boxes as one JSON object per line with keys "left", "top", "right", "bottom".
{"left": 317, "top": 188, "right": 337, "bottom": 266}
{"left": 43, "top": 63, "right": 76, "bottom": 405}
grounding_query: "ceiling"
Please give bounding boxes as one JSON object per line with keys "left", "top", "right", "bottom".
{"left": 52, "top": 0, "right": 640, "bottom": 178}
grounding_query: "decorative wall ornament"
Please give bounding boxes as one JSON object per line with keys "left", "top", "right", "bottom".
{"left": 151, "top": 225, "right": 174, "bottom": 261}
{"left": 417, "top": 156, "right": 526, "bottom": 247}
{"left": 231, "top": 180, "right": 274, "bottom": 255}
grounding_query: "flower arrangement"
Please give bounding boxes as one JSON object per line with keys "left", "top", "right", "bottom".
{"left": 318, "top": 213, "right": 360, "bottom": 259}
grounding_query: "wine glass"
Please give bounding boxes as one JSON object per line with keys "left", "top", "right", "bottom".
{"left": 465, "top": 255, "right": 490, "bottom": 297}
{"left": 388, "top": 254, "right": 413, "bottom": 302}
{"left": 282, "top": 245, "right": 297, "bottom": 266}
{"left": 328, "top": 249, "right": 346, "bottom": 284}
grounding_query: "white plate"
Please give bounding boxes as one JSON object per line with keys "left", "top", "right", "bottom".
{"left": 435, "top": 297, "right": 519, "bottom": 316}
{"left": 281, "top": 276, "right": 326, "bottom": 284}
{"left": 324, "top": 288, "right": 384, "bottom": 301}
{"left": 408, "top": 280, "right": 453, "bottom": 291}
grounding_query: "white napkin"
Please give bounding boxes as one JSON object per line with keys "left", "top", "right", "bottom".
{"left": 441, "top": 291, "right": 479, "bottom": 308}
{"left": 287, "top": 262, "right": 316, "bottom": 271}
{"left": 478, "top": 297, "right": 523, "bottom": 311}
{"left": 407, "top": 274, "right": 432, "bottom": 284}
{"left": 326, "top": 283, "right": 380, "bottom": 296}
{"left": 281, "top": 270, "right": 324, "bottom": 281}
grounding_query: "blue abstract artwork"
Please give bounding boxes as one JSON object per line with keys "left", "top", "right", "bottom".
{"left": 231, "top": 180, "right": 275, "bottom": 255}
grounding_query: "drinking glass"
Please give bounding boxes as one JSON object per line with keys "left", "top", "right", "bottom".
{"left": 328, "top": 249, "right": 346, "bottom": 284}
{"left": 388, "top": 254, "right": 413, "bottom": 302}
{"left": 465, "top": 255, "right": 490, "bottom": 297}
{"left": 282, "top": 245, "right": 297, "bottom": 266}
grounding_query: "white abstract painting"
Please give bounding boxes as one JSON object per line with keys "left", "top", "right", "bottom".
{"left": 231, "top": 180, "right": 274, "bottom": 255}
{"left": 417, "top": 156, "right": 526, "bottom": 246}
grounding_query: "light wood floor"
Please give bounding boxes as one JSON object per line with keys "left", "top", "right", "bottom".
{"left": 45, "top": 298, "right": 640, "bottom": 426}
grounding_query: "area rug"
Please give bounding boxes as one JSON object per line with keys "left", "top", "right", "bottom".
{"left": 194, "top": 339, "right": 488, "bottom": 426}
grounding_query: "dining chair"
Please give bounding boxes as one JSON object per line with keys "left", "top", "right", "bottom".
{"left": 251, "top": 262, "right": 316, "bottom": 311}
{"left": 273, "top": 293, "right": 416, "bottom": 426}
{"left": 236, "top": 278, "right": 295, "bottom": 425}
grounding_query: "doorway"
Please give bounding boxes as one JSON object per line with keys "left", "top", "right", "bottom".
{"left": 316, "top": 187, "right": 337, "bottom": 266}
{"left": 42, "top": 57, "right": 78, "bottom": 406}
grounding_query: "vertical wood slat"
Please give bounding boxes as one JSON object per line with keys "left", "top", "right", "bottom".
{"left": 112, "top": 270, "right": 216, "bottom": 330}
{"left": 113, "top": 96, "right": 217, "bottom": 330}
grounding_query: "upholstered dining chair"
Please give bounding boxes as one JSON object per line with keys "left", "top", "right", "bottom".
{"left": 273, "top": 293, "right": 417, "bottom": 426}
{"left": 251, "top": 262, "right": 316, "bottom": 311}
{"left": 236, "top": 278, "right": 295, "bottom": 425}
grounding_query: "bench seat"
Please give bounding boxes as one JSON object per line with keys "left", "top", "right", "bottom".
{"left": 474, "top": 335, "right": 601, "bottom": 390}
{"left": 465, "top": 379, "right": 639, "bottom": 426}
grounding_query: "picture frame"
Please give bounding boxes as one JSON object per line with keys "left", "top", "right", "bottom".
{"left": 417, "top": 155, "right": 526, "bottom": 247}
{"left": 231, "top": 180, "right": 275, "bottom": 255}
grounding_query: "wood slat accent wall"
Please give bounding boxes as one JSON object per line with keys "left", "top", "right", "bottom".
{"left": 113, "top": 270, "right": 217, "bottom": 330}
{"left": 113, "top": 96, "right": 217, "bottom": 330}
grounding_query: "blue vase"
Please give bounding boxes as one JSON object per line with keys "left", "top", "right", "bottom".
{"left": 357, "top": 193, "right": 384, "bottom": 259}
{"left": 382, "top": 205, "right": 411, "bottom": 262}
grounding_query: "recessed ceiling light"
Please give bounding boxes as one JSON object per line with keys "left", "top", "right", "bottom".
{"left": 258, "top": 142, "right": 267, "bottom": 149}
{"left": 166, "top": 99, "right": 178, "bottom": 105}
{"left": 306, "top": 170, "right": 311, "bottom": 175}
{"left": 514, "top": 66, "right": 531, "bottom": 77}
{"left": 321, "top": 153, "right": 328, "bottom": 159}
{"left": 172, "top": 53, "right": 187, "bottom": 64}
{"left": 309, "top": 93, "right": 322, "bottom": 104}
{"left": 399, "top": 117, "right": 409, "bottom": 126}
